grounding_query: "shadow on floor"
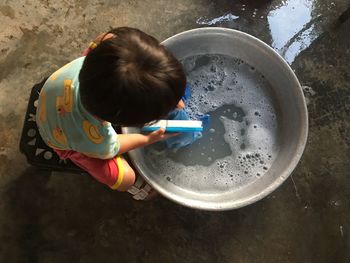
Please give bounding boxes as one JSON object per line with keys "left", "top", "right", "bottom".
{"left": 3, "top": 166, "right": 268, "bottom": 263}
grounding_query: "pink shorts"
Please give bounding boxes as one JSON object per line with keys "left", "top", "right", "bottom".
{"left": 54, "top": 149, "right": 125, "bottom": 190}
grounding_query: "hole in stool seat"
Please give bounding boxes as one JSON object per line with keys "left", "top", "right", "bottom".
{"left": 43, "top": 151, "right": 53, "bottom": 160}
{"left": 27, "top": 128, "right": 36, "bottom": 137}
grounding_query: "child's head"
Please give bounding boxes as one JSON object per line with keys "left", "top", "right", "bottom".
{"left": 79, "top": 27, "right": 186, "bottom": 126}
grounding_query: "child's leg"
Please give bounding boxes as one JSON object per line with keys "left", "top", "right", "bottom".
{"left": 54, "top": 149, "right": 135, "bottom": 191}
{"left": 115, "top": 157, "right": 135, "bottom": 191}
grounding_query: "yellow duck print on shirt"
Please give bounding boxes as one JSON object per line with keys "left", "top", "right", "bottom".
{"left": 46, "top": 140, "right": 62, "bottom": 150}
{"left": 83, "top": 120, "right": 105, "bottom": 144}
{"left": 52, "top": 127, "right": 68, "bottom": 146}
{"left": 37, "top": 90, "right": 47, "bottom": 123}
{"left": 56, "top": 79, "right": 74, "bottom": 117}
{"left": 50, "top": 62, "right": 72, "bottom": 81}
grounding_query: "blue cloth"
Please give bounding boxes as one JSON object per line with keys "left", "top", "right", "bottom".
{"left": 165, "top": 84, "right": 210, "bottom": 149}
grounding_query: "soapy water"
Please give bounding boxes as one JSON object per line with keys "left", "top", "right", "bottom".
{"left": 144, "top": 54, "right": 280, "bottom": 193}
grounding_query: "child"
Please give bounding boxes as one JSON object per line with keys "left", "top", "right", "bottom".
{"left": 36, "top": 27, "right": 186, "bottom": 191}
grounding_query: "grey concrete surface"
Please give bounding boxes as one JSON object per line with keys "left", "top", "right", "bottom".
{"left": 0, "top": 0, "right": 349, "bottom": 262}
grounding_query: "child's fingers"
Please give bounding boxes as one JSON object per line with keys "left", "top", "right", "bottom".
{"left": 161, "top": 132, "right": 180, "bottom": 140}
{"left": 177, "top": 99, "right": 185, "bottom": 109}
{"left": 147, "top": 128, "right": 165, "bottom": 143}
{"left": 151, "top": 128, "right": 165, "bottom": 136}
{"left": 148, "top": 129, "right": 180, "bottom": 142}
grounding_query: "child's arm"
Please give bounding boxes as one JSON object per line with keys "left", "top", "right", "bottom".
{"left": 117, "top": 128, "right": 178, "bottom": 154}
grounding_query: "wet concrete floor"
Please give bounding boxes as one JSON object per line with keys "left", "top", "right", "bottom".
{"left": 0, "top": 0, "right": 349, "bottom": 262}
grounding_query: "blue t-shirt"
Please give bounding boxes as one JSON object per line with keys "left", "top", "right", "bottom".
{"left": 36, "top": 57, "right": 120, "bottom": 159}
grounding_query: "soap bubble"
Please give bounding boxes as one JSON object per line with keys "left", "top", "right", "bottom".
{"left": 141, "top": 54, "right": 278, "bottom": 192}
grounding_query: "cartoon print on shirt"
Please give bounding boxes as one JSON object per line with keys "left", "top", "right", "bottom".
{"left": 56, "top": 79, "right": 74, "bottom": 117}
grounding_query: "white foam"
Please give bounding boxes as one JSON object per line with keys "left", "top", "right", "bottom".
{"left": 144, "top": 54, "right": 279, "bottom": 193}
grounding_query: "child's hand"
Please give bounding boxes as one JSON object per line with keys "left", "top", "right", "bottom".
{"left": 147, "top": 128, "right": 179, "bottom": 144}
{"left": 177, "top": 99, "right": 185, "bottom": 109}
{"left": 117, "top": 130, "right": 179, "bottom": 154}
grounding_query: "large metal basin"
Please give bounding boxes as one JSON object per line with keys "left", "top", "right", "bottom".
{"left": 122, "top": 28, "right": 308, "bottom": 210}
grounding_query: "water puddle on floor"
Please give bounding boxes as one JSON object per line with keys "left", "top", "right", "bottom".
{"left": 143, "top": 54, "right": 280, "bottom": 193}
{"left": 196, "top": 13, "right": 239, "bottom": 25}
{"left": 267, "top": 0, "right": 319, "bottom": 63}
{"left": 194, "top": 0, "right": 324, "bottom": 64}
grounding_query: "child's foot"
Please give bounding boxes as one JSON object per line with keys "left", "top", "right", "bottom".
{"left": 127, "top": 174, "right": 158, "bottom": 201}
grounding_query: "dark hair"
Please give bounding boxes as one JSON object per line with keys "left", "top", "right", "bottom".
{"left": 79, "top": 27, "right": 186, "bottom": 126}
